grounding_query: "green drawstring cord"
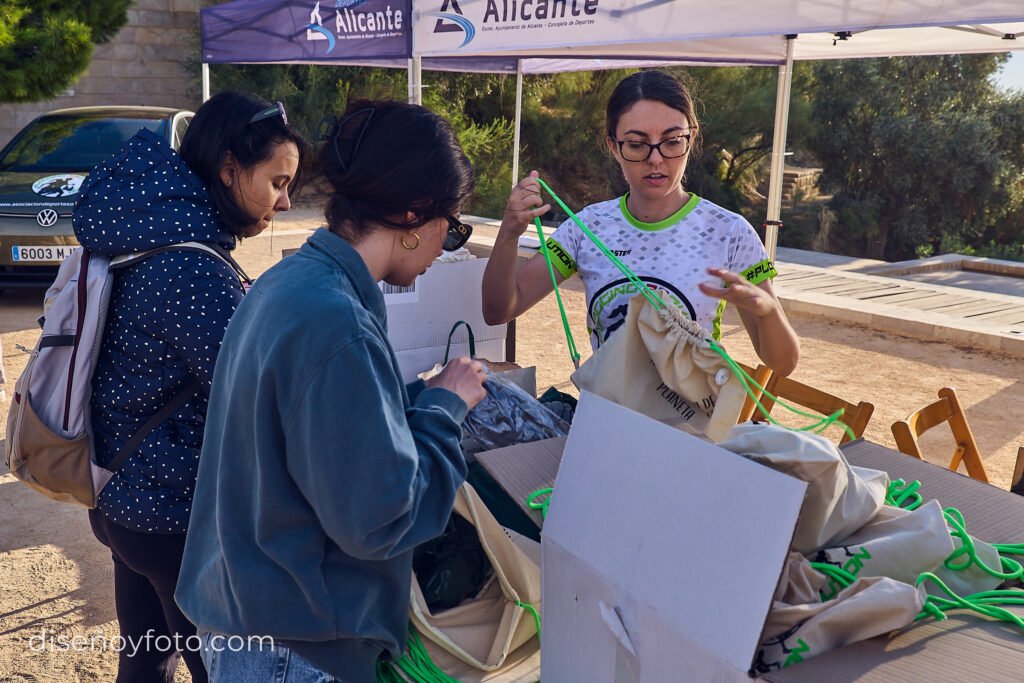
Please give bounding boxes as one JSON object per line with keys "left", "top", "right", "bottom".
{"left": 516, "top": 600, "right": 542, "bottom": 637}
{"left": 943, "top": 507, "right": 1024, "bottom": 581}
{"left": 531, "top": 175, "right": 853, "bottom": 439}
{"left": 915, "top": 572, "right": 1024, "bottom": 632}
{"left": 377, "top": 626, "right": 460, "bottom": 683}
{"left": 527, "top": 487, "right": 553, "bottom": 519}
{"left": 534, "top": 217, "right": 581, "bottom": 369}
{"left": 885, "top": 479, "right": 924, "bottom": 510}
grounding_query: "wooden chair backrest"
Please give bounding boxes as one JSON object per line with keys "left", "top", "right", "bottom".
{"left": 736, "top": 363, "right": 773, "bottom": 423}
{"left": 890, "top": 387, "right": 989, "bottom": 483}
{"left": 738, "top": 368, "right": 873, "bottom": 445}
{"left": 1011, "top": 446, "right": 1024, "bottom": 496}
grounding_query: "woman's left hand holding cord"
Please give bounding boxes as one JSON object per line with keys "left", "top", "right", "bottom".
{"left": 698, "top": 267, "right": 780, "bottom": 317}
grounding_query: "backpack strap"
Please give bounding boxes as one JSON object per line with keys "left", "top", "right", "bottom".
{"left": 105, "top": 381, "right": 201, "bottom": 474}
{"left": 109, "top": 241, "right": 253, "bottom": 287}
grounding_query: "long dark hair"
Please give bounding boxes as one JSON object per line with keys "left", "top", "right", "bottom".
{"left": 606, "top": 70, "right": 700, "bottom": 153}
{"left": 178, "top": 91, "right": 308, "bottom": 235}
{"left": 318, "top": 100, "right": 475, "bottom": 242}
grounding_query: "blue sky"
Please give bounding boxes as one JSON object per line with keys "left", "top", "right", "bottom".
{"left": 993, "top": 52, "right": 1024, "bottom": 92}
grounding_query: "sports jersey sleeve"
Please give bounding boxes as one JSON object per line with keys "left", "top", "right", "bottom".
{"left": 728, "top": 217, "right": 777, "bottom": 285}
{"left": 543, "top": 214, "right": 582, "bottom": 280}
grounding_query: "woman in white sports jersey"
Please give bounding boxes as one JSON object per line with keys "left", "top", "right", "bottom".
{"left": 482, "top": 69, "right": 800, "bottom": 375}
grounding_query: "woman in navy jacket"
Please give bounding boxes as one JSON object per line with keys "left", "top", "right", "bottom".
{"left": 73, "top": 92, "right": 305, "bottom": 683}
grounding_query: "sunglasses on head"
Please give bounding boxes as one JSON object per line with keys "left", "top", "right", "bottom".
{"left": 444, "top": 215, "right": 472, "bottom": 252}
{"left": 249, "top": 101, "right": 288, "bottom": 126}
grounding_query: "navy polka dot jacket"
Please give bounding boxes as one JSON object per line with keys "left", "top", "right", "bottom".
{"left": 72, "top": 129, "right": 244, "bottom": 534}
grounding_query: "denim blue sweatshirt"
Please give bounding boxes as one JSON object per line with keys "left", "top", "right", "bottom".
{"left": 175, "top": 228, "right": 469, "bottom": 682}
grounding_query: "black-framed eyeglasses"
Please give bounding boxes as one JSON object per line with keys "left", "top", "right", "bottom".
{"left": 249, "top": 101, "right": 288, "bottom": 126}
{"left": 443, "top": 215, "right": 473, "bottom": 252}
{"left": 615, "top": 133, "right": 691, "bottom": 162}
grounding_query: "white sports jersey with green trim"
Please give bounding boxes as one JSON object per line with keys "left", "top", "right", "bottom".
{"left": 545, "top": 193, "right": 776, "bottom": 350}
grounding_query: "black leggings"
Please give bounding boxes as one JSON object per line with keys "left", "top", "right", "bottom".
{"left": 89, "top": 509, "right": 208, "bottom": 683}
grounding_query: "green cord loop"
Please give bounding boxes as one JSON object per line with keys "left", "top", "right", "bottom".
{"left": 885, "top": 479, "right": 923, "bottom": 510}
{"left": 534, "top": 217, "right": 581, "bottom": 369}
{"left": 516, "top": 599, "right": 542, "bottom": 637}
{"left": 377, "top": 625, "right": 461, "bottom": 683}
{"left": 915, "top": 572, "right": 1024, "bottom": 632}
{"left": 527, "top": 487, "right": 553, "bottom": 519}
{"left": 943, "top": 507, "right": 1024, "bottom": 581}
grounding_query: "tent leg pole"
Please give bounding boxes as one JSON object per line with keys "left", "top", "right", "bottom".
{"left": 512, "top": 60, "right": 524, "bottom": 188}
{"left": 202, "top": 63, "right": 210, "bottom": 102}
{"left": 408, "top": 57, "right": 423, "bottom": 105}
{"left": 765, "top": 36, "right": 795, "bottom": 262}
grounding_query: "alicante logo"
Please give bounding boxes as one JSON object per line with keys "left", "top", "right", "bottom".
{"left": 307, "top": 1, "right": 337, "bottom": 53}
{"left": 432, "top": 0, "right": 475, "bottom": 48}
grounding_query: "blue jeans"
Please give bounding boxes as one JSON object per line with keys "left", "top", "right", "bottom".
{"left": 199, "top": 632, "right": 341, "bottom": 683}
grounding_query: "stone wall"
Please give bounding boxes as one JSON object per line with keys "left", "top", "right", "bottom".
{"left": 0, "top": 0, "right": 201, "bottom": 148}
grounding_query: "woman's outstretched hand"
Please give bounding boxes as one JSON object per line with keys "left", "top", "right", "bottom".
{"left": 426, "top": 357, "right": 488, "bottom": 410}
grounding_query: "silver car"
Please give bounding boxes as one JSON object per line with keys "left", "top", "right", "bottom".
{"left": 0, "top": 106, "right": 193, "bottom": 292}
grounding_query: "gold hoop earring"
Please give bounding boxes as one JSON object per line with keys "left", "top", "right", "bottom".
{"left": 401, "top": 232, "right": 420, "bottom": 251}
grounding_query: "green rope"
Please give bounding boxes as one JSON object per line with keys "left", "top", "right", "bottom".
{"left": 943, "top": 507, "right": 1024, "bottom": 581}
{"left": 810, "top": 561, "right": 857, "bottom": 601}
{"left": 535, "top": 177, "right": 666, "bottom": 311}
{"left": 527, "top": 487, "right": 553, "bottom": 519}
{"left": 377, "top": 626, "right": 460, "bottom": 683}
{"left": 915, "top": 572, "right": 1024, "bottom": 632}
{"left": 516, "top": 599, "right": 542, "bottom": 637}
{"left": 534, "top": 217, "right": 581, "bottom": 369}
{"left": 885, "top": 479, "right": 923, "bottom": 510}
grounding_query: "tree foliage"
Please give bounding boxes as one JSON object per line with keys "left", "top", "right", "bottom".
{"left": 0, "top": 0, "right": 131, "bottom": 103}
{"left": 806, "top": 55, "right": 1024, "bottom": 260}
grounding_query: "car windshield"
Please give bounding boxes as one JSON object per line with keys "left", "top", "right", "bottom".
{"left": 0, "top": 116, "right": 167, "bottom": 172}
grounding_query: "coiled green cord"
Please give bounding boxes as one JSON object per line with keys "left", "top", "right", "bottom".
{"left": 885, "top": 479, "right": 924, "bottom": 510}
{"left": 377, "top": 626, "right": 459, "bottom": 683}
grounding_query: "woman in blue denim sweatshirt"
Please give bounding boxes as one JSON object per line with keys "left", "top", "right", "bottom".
{"left": 176, "top": 100, "right": 487, "bottom": 683}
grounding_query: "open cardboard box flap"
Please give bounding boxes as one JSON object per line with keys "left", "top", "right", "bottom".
{"left": 475, "top": 393, "right": 1024, "bottom": 681}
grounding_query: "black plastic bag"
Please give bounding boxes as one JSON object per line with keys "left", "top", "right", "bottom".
{"left": 413, "top": 514, "right": 494, "bottom": 612}
{"left": 461, "top": 370, "right": 570, "bottom": 455}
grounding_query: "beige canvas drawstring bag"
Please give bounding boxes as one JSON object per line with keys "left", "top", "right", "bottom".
{"left": 409, "top": 483, "right": 541, "bottom": 673}
{"left": 571, "top": 294, "right": 747, "bottom": 441}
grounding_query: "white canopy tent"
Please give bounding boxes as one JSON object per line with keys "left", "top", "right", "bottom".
{"left": 201, "top": 1, "right": 1024, "bottom": 256}
{"left": 410, "top": 1, "right": 1024, "bottom": 256}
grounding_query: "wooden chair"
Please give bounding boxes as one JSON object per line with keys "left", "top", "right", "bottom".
{"left": 1009, "top": 446, "right": 1024, "bottom": 496}
{"left": 890, "top": 387, "right": 989, "bottom": 484}
{"left": 736, "top": 363, "right": 773, "bottom": 423}
{"left": 737, "top": 367, "right": 874, "bottom": 445}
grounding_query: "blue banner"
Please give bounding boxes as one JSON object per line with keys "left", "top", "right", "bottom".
{"left": 201, "top": 0, "right": 412, "bottom": 64}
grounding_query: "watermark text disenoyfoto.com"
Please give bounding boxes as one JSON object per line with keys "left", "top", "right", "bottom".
{"left": 29, "top": 630, "right": 274, "bottom": 656}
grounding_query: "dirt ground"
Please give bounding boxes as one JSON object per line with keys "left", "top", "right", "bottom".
{"left": 2, "top": 222, "right": 1023, "bottom": 681}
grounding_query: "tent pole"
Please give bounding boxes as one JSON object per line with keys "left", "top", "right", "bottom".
{"left": 202, "top": 63, "right": 210, "bottom": 102}
{"left": 512, "top": 59, "right": 524, "bottom": 188}
{"left": 765, "top": 35, "right": 795, "bottom": 261}
{"left": 408, "top": 57, "right": 423, "bottom": 105}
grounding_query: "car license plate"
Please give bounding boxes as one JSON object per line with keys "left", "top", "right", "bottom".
{"left": 11, "top": 245, "right": 76, "bottom": 262}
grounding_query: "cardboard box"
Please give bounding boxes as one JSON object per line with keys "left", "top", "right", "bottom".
{"left": 476, "top": 394, "right": 1024, "bottom": 681}
{"left": 382, "top": 257, "right": 507, "bottom": 382}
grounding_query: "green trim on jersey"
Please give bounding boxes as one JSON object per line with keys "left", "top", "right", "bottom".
{"left": 742, "top": 258, "right": 778, "bottom": 285}
{"left": 619, "top": 192, "right": 701, "bottom": 232}
{"left": 712, "top": 298, "right": 726, "bottom": 341}
{"left": 545, "top": 236, "right": 577, "bottom": 279}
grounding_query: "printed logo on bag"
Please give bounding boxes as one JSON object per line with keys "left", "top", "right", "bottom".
{"left": 589, "top": 276, "right": 694, "bottom": 345}
{"left": 305, "top": 0, "right": 404, "bottom": 54}
{"left": 753, "top": 624, "right": 806, "bottom": 673}
{"left": 814, "top": 545, "right": 873, "bottom": 601}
